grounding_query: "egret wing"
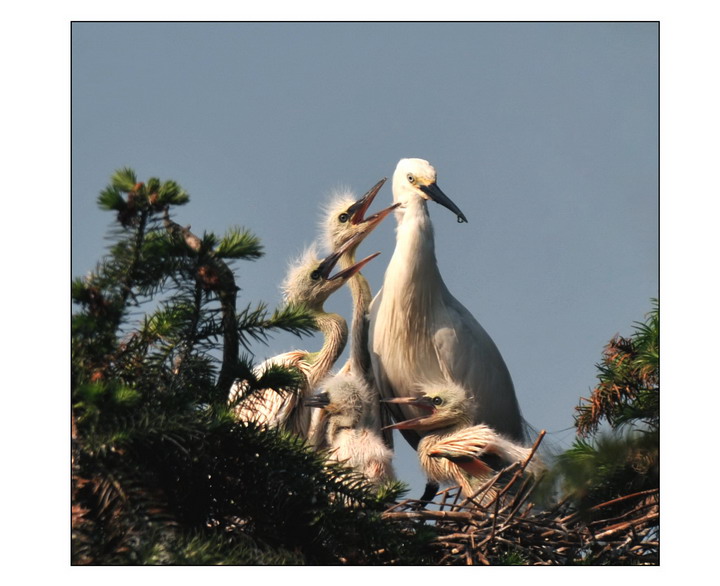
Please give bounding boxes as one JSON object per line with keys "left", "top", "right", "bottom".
{"left": 432, "top": 295, "right": 524, "bottom": 441}
{"left": 230, "top": 351, "right": 311, "bottom": 436}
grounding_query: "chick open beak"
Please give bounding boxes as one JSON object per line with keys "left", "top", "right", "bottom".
{"left": 327, "top": 251, "right": 380, "bottom": 281}
{"left": 346, "top": 178, "right": 387, "bottom": 224}
{"left": 316, "top": 234, "right": 381, "bottom": 281}
{"left": 381, "top": 396, "right": 435, "bottom": 430}
{"left": 345, "top": 177, "right": 400, "bottom": 234}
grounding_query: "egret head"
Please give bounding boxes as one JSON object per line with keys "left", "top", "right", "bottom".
{"left": 392, "top": 158, "right": 468, "bottom": 223}
{"left": 322, "top": 178, "right": 398, "bottom": 254}
{"left": 382, "top": 381, "right": 472, "bottom": 432}
{"left": 305, "top": 373, "right": 369, "bottom": 430}
{"left": 282, "top": 237, "right": 380, "bottom": 310}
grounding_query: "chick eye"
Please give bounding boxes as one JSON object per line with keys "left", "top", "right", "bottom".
{"left": 407, "top": 173, "right": 416, "bottom": 184}
{"left": 432, "top": 396, "right": 443, "bottom": 406}
{"left": 338, "top": 212, "right": 350, "bottom": 223}
{"left": 310, "top": 270, "right": 321, "bottom": 281}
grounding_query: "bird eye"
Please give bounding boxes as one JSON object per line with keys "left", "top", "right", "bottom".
{"left": 310, "top": 270, "right": 321, "bottom": 281}
{"left": 338, "top": 212, "right": 350, "bottom": 223}
{"left": 407, "top": 173, "right": 415, "bottom": 184}
{"left": 432, "top": 396, "right": 443, "bottom": 406}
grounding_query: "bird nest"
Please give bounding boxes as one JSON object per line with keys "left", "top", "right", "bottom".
{"left": 382, "top": 436, "right": 659, "bottom": 565}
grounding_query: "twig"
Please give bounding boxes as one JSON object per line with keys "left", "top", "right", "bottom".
{"left": 382, "top": 509, "right": 476, "bottom": 522}
{"left": 163, "top": 208, "right": 239, "bottom": 400}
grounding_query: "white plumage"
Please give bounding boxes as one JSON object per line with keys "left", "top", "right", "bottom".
{"left": 229, "top": 236, "right": 378, "bottom": 442}
{"left": 369, "top": 158, "right": 524, "bottom": 450}
{"left": 384, "top": 381, "right": 541, "bottom": 499}
{"left": 317, "top": 178, "right": 398, "bottom": 447}
{"left": 308, "top": 372, "right": 395, "bottom": 487}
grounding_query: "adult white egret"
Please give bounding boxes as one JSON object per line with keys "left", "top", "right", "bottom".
{"left": 305, "top": 373, "right": 395, "bottom": 487}
{"left": 384, "top": 382, "right": 541, "bottom": 500}
{"left": 368, "top": 158, "right": 524, "bottom": 452}
{"left": 229, "top": 233, "right": 380, "bottom": 442}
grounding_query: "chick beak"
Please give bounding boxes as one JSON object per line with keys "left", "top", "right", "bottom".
{"left": 304, "top": 391, "right": 330, "bottom": 409}
{"left": 419, "top": 182, "right": 468, "bottom": 224}
{"left": 364, "top": 201, "right": 402, "bottom": 229}
{"left": 329, "top": 251, "right": 380, "bottom": 281}
{"left": 316, "top": 233, "right": 381, "bottom": 281}
{"left": 315, "top": 247, "right": 346, "bottom": 280}
{"left": 346, "top": 177, "right": 399, "bottom": 233}
{"left": 381, "top": 396, "right": 435, "bottom": 430}
{"left": 346, "top": 178, "right": 386, "bottom": 223}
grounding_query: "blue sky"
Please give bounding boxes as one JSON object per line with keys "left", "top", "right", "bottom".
{"left": 71, "top": 21, "right": 658, "bottom": 496}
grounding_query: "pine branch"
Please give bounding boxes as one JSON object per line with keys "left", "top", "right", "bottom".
{"left": 162, "top": 208, "right": 240, "bottom": 401}
{"left": 215, "top": 226, "right": 263, "bottom": 260}
{"left": 97, "top": 185, "right": 125, "bottom": 211}
{"left": 156, "top": 179, "right": 189, "bottom": 207}
{"left": 575, "top": 300, "right": 659, "bottom": 436}
{"left": 236, "top": 302, "right": 317, "bottom": 350}
{"left": 74, "top": 168, "right": 441, "bottom": 565}
{"left": 111, "top": 167, "right": 138, "bottom": 191}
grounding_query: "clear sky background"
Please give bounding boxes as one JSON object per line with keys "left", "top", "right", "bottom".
{"left": 71, "top": 21, "right": 658, "bottom": 498}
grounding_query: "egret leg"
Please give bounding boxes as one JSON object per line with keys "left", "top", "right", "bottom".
{"left": 418, "top": 481, "right": 439, "bottom": 506}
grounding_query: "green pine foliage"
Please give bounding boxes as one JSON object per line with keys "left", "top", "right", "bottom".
{"left": 72, "top": 169, "right": 434, "bottom": 565}
{"left": 548, "top": 300, "right": 659, "bottom": 514}
{"left": 575, "top": 298, "right": 659, "bottom": 436}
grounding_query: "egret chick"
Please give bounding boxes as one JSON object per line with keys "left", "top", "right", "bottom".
{"left": 306, "top": 373, "right": 395, "bottom": 487}
{"left": 229, "top": 234, "right": 379, "bottom": 442}
{"left": 384, "top": 382, "right": 541, "bottom": 500}
{"left": 318, "top": 178, "right": 399, "bottom": 447}
{"left": 369, "top": 158, "right": 524, "bottom": 450}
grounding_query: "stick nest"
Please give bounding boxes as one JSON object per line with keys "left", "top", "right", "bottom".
{"left": 383, "top": 433, "right": 659, "bottom": 565}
